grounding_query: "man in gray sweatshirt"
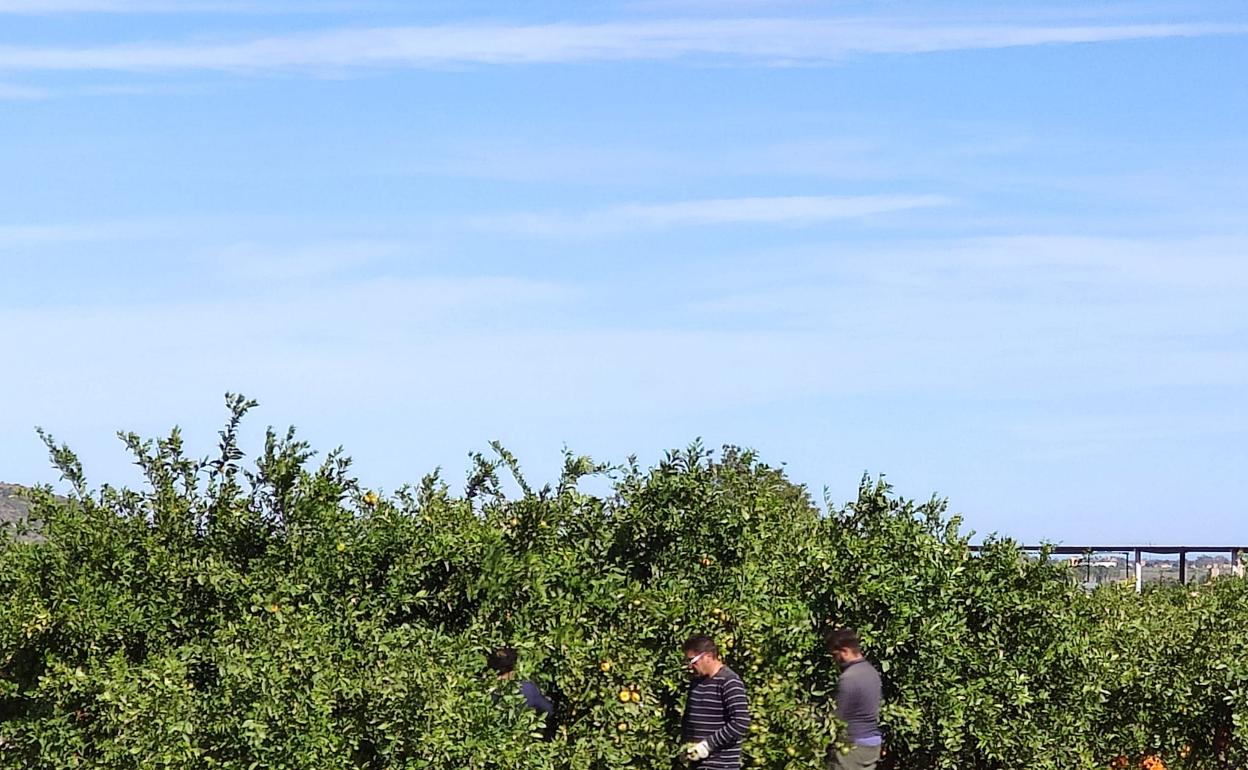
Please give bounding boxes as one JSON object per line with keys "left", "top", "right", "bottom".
{"left": 824, "top": 628, "right": 883, "bottom": 770}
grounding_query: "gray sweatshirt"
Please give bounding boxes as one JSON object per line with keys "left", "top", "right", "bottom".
{"left": 835, "top": 658, "right": 882, "bottom": 745}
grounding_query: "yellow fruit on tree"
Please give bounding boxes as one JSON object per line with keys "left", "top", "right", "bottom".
{"left": 618, "top": 689, "right": 631, "bottom": 702}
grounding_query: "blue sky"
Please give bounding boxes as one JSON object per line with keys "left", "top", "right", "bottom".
{"left": 1, "top": 0, "right": 1246, "bottom": 544}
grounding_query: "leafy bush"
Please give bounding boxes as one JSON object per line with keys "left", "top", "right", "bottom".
{"left": 0, "top": 396, "right": 1242, "bottom": 769}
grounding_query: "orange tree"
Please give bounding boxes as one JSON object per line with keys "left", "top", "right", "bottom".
{"left": 0, "top": 396, "right": 1243, "bottom": 769}
{"left": 1086, "top": 577, "right": 1248, "bottom": 769}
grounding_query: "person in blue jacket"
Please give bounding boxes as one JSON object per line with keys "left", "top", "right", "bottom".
{"left": 487, "top": 646, "right": 555, "bottom": 730}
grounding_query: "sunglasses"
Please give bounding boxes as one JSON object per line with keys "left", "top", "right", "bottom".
{"left": 685, "top": 652, "right": 707, "bottom": 668}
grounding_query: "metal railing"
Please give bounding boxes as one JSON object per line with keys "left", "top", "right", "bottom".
{"left": 968, "top": 545, "right": 1247, "bottom": 591}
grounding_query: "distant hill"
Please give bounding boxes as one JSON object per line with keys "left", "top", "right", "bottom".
{"left": 0, "top": 483, "right": 39, "bottom": 533}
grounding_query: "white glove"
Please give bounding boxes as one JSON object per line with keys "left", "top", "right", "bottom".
{"left": 685, "top": 741, "right": 710, "bottom": 761}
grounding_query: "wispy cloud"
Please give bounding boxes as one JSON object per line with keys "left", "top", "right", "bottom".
{"left": 473, "top": 194, "right": 950, "bottom": 236}
{"left": 0, "top": 82, "right": 45, "bottom": 98}
{"left": 624, "top": 0, "right": 825, "bottom": 12}
{"left": 395, "top": 137, "right": 897, "bottom": 184}
{"left": 691, "top": 234, "right": 1248, "bottom": 322}
{"left": 679, "top": 231, "right": 1248, "bottom": 399}
{"left": 0, "top": 0, "right": 352, "bottom": 13}
{"left": 0, "top": 271, "right": 578, "bottom": 430}
{"left": 0, "top": 0, "right": 235, "bottom": 11}
{"left": 0, "top": 18, "right": 1239, "bottom": 73}
{"left": 916, "top": 234, "right": 1248, "bottom": 291}
{"left": 210, "top": 238, "right": 407, "bottom": 282}
{"left": 0, "top": 221, "right": 177, "bottom": 245}
{"left": 1010, "top": 413, "right": 1248, "bottom": 447}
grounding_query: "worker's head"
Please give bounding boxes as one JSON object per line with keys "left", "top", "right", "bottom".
{"left": 682, "top": 635, "right": 720, "bottom": 677}
{"left": 487, "top": 646, "right": 518, "bottom": 678}
{"left": 823, "top": 627, "right": 864, "bottom": 667}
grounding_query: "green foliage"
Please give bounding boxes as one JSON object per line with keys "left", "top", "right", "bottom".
{"left": 0, "top": 397, "right": 1242, "bottom": 769}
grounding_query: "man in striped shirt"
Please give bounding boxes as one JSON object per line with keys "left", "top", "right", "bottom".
{"left": 680, "top": 635, "right": 752, "bottom": 769}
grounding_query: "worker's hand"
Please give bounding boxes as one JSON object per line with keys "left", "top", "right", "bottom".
{"left": 684, "top": 740, "right": 710, "bottom": 761}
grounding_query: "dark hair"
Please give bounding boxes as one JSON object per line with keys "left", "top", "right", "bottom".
{"left": 823, "top": 628, "right": 862, "bottom": 654}
{"left": 682, "top": 635, "right": 719, "bottom": 657}
{"left": 487, "top": 646, "right": 518, "bottom": 674}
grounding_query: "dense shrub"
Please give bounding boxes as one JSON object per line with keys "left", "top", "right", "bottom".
{"left": 0, "top": 396, "right": 1242, "bottom": 769}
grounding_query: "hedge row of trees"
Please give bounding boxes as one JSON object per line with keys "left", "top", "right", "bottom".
{"left": 0, "top": 397, "right": 1243, "bottom": 769}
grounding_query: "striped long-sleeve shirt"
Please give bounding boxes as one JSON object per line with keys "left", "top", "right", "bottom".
{"left": 681, "top": 665, "right": 751, "bottom": 770}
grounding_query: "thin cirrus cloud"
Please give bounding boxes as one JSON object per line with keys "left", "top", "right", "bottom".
{"left": 473, "top": 194, "right": 951, "bottom": 236}
{"left": 0, "top": 82, "right": 45, "bottom": 98}
{"left": 0, "top": 18, "right": 1241, "bottom": 73}
{"left": 0, "top": 0, "right": 347, "bottom": 12}
{"left": 0, "top": 220, "right": 181, "bottom": 245}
